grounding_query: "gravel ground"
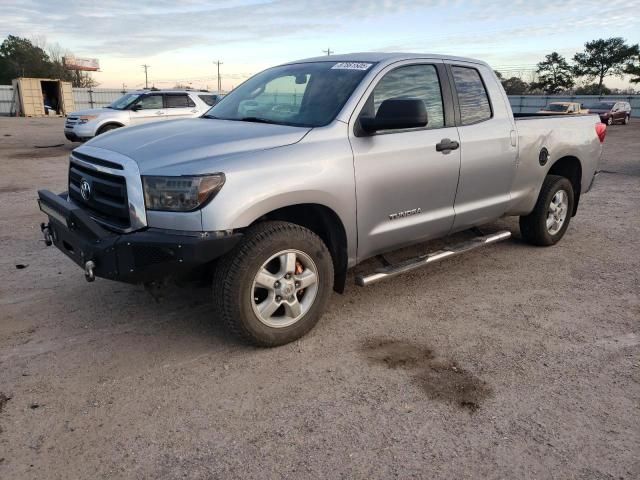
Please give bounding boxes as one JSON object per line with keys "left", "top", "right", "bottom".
{"left": 0, "top": 117, "right": 638, "bottom": 479}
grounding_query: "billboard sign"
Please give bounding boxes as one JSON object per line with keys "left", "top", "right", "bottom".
{"left": 63, "top": 56, "right": 100, "bottom": 71}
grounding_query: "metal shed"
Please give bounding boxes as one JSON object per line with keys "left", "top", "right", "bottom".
{"left": 10, "top": 78, "right": 75, "bottom": 117}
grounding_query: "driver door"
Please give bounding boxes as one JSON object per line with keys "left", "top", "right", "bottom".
{"left": 349, "top": 62, "right": 461, "bottom": 260}
{"left": 129, "top": 93, "right": 166, "bottom": 125}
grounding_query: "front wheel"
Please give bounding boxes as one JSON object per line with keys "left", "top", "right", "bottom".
{"left": 96, "top": 123, "right": 122, "bottom": 136}
{"left": 519, "top": 175, "right": 574, "bottom": 246}
{"left": 213, "top": 221, "right": 334, "bottom": 347}
{"left": 624, "top": 115, "right": 630, "bottom": 125}
{"left": 607, "top": 116, "right": 613, "bottom": 126}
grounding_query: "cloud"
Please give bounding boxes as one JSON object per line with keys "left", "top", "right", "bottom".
{"left": 0, "top": 0, "right": 443, "bottom": 56}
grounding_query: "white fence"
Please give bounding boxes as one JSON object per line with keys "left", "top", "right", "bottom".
{"left": 1, "top": 85, "right": 638, "bottom": 117}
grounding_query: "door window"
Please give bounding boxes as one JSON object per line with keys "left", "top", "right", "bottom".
{"left": 165, "top": 94, "right": 196, "bottom": 108}
{"left": 364, "top": 64, "right": 445, "bottom": 129}
{"left": 451, "top": 66, "right": 492, "bottom": 125}
{"left": 136, "top": 94, "right": 163, "bottom": 110}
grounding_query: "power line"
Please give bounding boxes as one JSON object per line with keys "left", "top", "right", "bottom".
{"left": 141, "top": 64, "right": 150, "bottom": 89}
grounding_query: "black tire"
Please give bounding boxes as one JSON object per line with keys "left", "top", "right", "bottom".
{"left": 96, "top": 123, "right": 122, "bottom": 135}
{"left": 607, "top": 116, "right": 613, "bottom": 126}
{"left": 624, "top": 115, "right": 630, "bottom": 125}
{"left": 213, "top": 221, "right": 334, "bottom": 347}
{"left": 519, "top": 175, "right": 574, "bottom": 247}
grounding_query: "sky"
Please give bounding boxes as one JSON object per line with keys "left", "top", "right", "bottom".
{"left": 1, "top": 0, "right": 639, "bottom": 91}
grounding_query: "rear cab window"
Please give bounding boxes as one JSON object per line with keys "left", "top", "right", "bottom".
{"left": 451, "top": 66, "right": 492, "bottom": 125}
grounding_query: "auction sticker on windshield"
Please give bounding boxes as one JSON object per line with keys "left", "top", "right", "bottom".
{"left": 331, "top": 62, "right": 372, "bottom": 70}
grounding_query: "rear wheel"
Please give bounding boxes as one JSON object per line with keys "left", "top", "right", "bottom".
{"left": 213, "top": 221, "right": 334, "bottom": 347}
{"left": 520, "top": 175, "right": 574, "bottom": 246}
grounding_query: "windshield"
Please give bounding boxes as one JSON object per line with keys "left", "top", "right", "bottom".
{"left": 108, "top": 93, "right": 141, "bottom": 110}
{"left": 588, "top": 102, "right": 615, "bottom": 110}
{"left": 205, "top": 61, "right": 375, "bottom": 127}
{"left": 543, "top": 104, "right": 569, "bottom": 112}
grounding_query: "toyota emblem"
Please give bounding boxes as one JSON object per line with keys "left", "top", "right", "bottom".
{"left": 80, "top": 178, "right": 91, "bottom": 201}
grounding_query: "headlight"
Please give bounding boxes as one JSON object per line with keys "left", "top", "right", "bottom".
{"left": 78, "top": 115, "right": 98, "bottom": 124}
{"left": 142, "top": 174, "right": 225, "bottom": 212}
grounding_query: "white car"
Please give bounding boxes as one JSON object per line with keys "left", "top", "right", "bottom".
{"left": 64, "top": 90, "right": 223, "bottom": 142}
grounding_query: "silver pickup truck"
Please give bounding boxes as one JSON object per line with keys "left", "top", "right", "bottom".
{"left": 38, "top": 53, "right": 606, "bottom": 346}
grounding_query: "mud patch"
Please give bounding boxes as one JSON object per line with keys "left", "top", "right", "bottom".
{"left": 361, "top": 338, "right": 492, "bottom": 412}
{"left": 12, "top": 146, "right": 71, "bottom": 159}
{"left": 0, "top": 186, "right": 29, "bottom": 194}
{"left": 0, "top": 393, "right": 11, "bottom": 413}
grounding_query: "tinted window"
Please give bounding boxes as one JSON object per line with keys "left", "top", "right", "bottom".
{"left": 451, "top": 66, "right": 492, "bottom": 125}
{"left": 136, "top": 94, "right": 163, "bottom": 110}
{"left": 365, "top": 64, "right": 444, "bottom": 129}
{"left": 165, "top": 94, "right": 195, "bottom": 108}
{"left": 198, "top": 95, "right": 219, "bottom": 106}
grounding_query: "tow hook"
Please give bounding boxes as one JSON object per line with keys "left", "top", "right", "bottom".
{"left": 84, "top": 260, "right": 96, "bottom": 282}
{"left": 40, "top": 222, "right": 52, "bottom": 246}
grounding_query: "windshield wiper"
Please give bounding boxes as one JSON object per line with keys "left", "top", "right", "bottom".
{"left": 238, "top": 117, "right": 278, "bottom": 124}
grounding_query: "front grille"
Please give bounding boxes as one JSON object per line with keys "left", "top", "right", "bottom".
{"left": 68, "top": 160, "right": 130, "bottom": 229}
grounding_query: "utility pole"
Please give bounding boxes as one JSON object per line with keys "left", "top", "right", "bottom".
{"left": 214, "top": 60, "right": 223, "bottom": 92}
{"left": 322, "top": 47, "right": 334, "bottom": 56}
{"left": 141, "top": 64, "right": 150, "bottom": 89}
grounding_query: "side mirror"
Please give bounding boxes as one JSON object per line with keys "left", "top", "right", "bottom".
{"left": 131, "top": 104, "right": 143, "bottom": 111}
{"left": 359, "top": 99, "right": 428, "bottom": 134}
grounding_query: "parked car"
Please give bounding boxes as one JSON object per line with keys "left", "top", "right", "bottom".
{"left": 586, "top": 101, "right": 632, "bottom": 125}
{"left": 64, "top": 90, "right": 219, "bottom": 142}
{"left": 38, "top": 53, "right": 605, "bottom": 347}
{"left": 537, "top": 102, "right": 587, "bottom": 115}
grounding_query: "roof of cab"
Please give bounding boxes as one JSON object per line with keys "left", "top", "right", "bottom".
{"left": 284, "top": 52, "right": 490, "bottom": 68}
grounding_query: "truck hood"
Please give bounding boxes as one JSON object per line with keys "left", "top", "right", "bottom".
{"left": 84, "top": 118, "right": 311, "bottom": 173}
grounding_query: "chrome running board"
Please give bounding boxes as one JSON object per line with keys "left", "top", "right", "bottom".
{"left": 355, "top": 230, "right": 512, "bottom": 287}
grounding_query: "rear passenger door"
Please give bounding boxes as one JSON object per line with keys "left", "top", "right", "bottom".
{"left": 447, "top": 63, "right": 517, "bottom": 231}
{"left": 163, "top": 93, "right": 199, "bottom": 120}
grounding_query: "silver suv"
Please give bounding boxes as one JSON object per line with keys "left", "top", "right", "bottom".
{"left": 64, "top": 90, "right": 222, "bottom": 142}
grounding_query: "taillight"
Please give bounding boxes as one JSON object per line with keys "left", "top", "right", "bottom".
{"left": 595, "top": 123, "right": 607, "bottom": 143}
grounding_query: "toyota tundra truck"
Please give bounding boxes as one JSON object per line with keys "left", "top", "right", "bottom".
{"left": 38, "top": 53, "right": 605, "bottom": 347}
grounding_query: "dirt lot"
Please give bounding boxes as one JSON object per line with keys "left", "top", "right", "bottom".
{"left": 0, "top": 117, "right": 638, "bottom": 479}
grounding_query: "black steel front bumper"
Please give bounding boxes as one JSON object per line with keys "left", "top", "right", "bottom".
{"left": 37, "top": 190, "right": 242, "bottom": 283}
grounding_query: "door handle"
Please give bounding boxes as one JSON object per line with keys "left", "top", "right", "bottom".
{"left": 155, "top": 111, "right": 165, "bottom": 115}
{"left": 435, "top": 138, "right": 460, "bottom": 153}
{"left": 190, "top": 109, "right": 198, "bottom": 113}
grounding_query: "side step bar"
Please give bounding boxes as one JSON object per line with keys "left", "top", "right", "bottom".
{"left": 355, "top": 230, "right": 511, "bottom": 287}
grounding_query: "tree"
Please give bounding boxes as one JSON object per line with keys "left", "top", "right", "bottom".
{"left": 573, "top": 37, "right": 639, "bottom": 95}
{"left": 0, "top": 35, "right": 99, "bottom": 87}
{"left": 530, "top": 52, "right": 574, "bottom": 94}
{"left": 625, "top": 54, "right": 640, "bottom": 84}
{"left": 501, "top": 76, "right": 529, "bottom": 95}
{"left": 0, "top": 35, "right": 51, "bottom": 82}
{"left": 575, "top": 83, "right": 611, "bottom": 95}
